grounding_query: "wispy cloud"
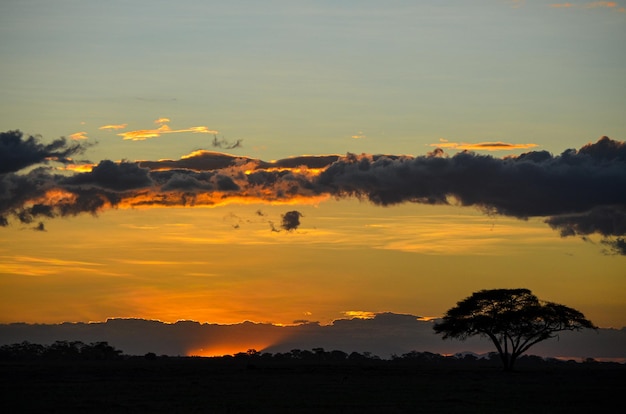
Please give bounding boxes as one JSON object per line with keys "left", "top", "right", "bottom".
{"left": 429, "top": 139, "right": 538, "bottom": 151}
{"left": 69, "top": 131, "right": 88, "bottom": 141}
{"left": 585, "top": 1, "right": 619, "bottom": 8}
{"left": 99, "top": 124, "right": 128, "bottom": 131}
{"left": 0, "top": 255, "right": 103, "bottom": 276}
{"left": 550, "top": 1, "right": 624, "bottom": 11}
{"left": 212, "top": 135, "right": 243, "bottom": 149}
{"left": 115, "top": 259, "right": 190, "bottom": 266}
{"left": 116, "top": 118, "right": 218, "bottom": 141}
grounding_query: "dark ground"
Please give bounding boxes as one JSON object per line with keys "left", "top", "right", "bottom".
{"left": 2, "top": 358, "right": 625, "bottom": 413}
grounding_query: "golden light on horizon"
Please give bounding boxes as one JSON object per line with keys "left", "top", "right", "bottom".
{"left": 187, "top": 341, "right": 277, "bottom": 357}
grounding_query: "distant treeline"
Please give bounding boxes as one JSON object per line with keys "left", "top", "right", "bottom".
{"left": 0, "top": 341, "right": 122, "bottom": 361}
{"left": 220, "top": 348, "right": 622, "bottom": 368}
{"left": 2, "top": 342, "right": 623, "bottom": 368}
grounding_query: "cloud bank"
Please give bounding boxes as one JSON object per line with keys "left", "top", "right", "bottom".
{"left": 1, "top": 313, "right": 623, "bottom": 360}
{"left": 1, "top": 131, "right": 624, "bottom": 253}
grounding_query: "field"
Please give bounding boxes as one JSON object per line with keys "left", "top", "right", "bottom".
{"left": 2, "top": 358, "right": 625, "bottom": 413}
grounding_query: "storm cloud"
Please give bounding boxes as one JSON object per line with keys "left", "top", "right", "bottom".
{"left": 1, "top": 131, "right": 624, "bottom": 253}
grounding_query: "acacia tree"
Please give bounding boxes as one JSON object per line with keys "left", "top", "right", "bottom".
{"left": 433, "top": 288, "right": 596, "bottom": 371}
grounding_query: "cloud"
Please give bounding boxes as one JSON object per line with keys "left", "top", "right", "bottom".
{"left": 99, "top": 124, "right": 128, "bottom": 131}
{"left": 545, "top": 205, "right": 626, "bottom": 255}
{"left": 1, "top": 131, "right": 625, "bottom": 254}
{"left": 602, "top": 238, "right": 626, "bottom": 255}
{"left": 139, "top": 150, "right": 246, "bottom": 172}
{"left": 550, "top": 1, "right": 624, "bottom": 10}
{"left": 63, "top": 160, "right": 154, "bottom": 192}
{"left": 430, "top": 139, "right": 538, "bottom": 151}
{"left": 69, "top": 131, "right": 88, "bottom": 141}
{"left": 585, "top": 1, "right": 619, "bottom": 8}
{"left": 280, "top": 210, "right": 303, "bottom": 231}
{"left": 212, "top": 135, "right": 243, "bottom": 150}
{"left": 317, "top": 136, "right": 625, "bottom": 252}
{"left": 0, "top": 130, "right": 90, "bottom": 174}
{"left": 117, "top": 118, "right": 218, "bottom": 141}
{"left": 138, "top": 150, "right": 339, "bottom": 173}
{"left": 351, "top": 131, "right": 366, "bottom": 139}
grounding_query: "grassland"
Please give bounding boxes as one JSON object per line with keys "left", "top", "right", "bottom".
{"left": 2, "top": 357, "right": 624, "bottom": 413}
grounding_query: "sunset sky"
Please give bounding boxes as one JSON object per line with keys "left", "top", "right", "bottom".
{"left": 1, "top": 0, "right": 625, "bottom": 336}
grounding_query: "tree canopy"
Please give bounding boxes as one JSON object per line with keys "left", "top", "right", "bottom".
{"left": 433, "top": 288, "right": 597, "bottom": 370}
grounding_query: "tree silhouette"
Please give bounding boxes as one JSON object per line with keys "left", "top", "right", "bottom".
{"left": 433, "top": 288, "right": 597, "bottom": 371}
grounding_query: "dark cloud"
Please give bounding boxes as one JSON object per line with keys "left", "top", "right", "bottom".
{"left": 268, "top": 221, "right": 279, "bottom": 232}
{"left": 0, "top": 167, "right": 57, "bottom": 224}
{"left": 1, "top": 131, "right": 624, "bottom": 254}
{"left": 546, "top": 206, "right": 626, "bottom": 255}
{"left": 64, "top": 160, "right": 153, "bottom": 191}
{"left": 212, "top": 135, "right": 243, "bottom": 150}
{"left": 318, "top": 137, "right": 626, "bottom": 238}
{"left": 0, "top": 130, "right": 90, "bottom": 174}
{"left": 268, "top": 155, "right": 340, "bottom": 169}
{"left": 281, "top": 210, "right": 303, "bottom": 231}
{"left": 318, "top": 139, "right": 626, "bottom": 218}
{"left": 602, "top": 238, "right": 626, "bottom": 256}
{"left": 545, "top": 206, "right": 626, "bottom": 238}
{"left": 138, "top": 151, "right": 246, "bottom": 171}
{"left": 216, "top": 175, "right": 239, "bottom": 191}
{"left": 137, "top": 151, "right": 340, "bottom": 173}
{"left": 313, "top": 137, "right": 626, "bottom": 252}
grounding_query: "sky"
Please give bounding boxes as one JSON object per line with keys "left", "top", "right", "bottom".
{"left": 1, "top": 0, "right": 625, "bottom": 340}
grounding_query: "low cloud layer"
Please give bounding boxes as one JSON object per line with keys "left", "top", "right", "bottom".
{"left": 429, "top": 139, "right": 538, "bottom": 151}
{"left": 1, "top": 131, "right": 624, "bottom": 253}
{"left": 1, "top": 313, "right": 624, "bottom": 359}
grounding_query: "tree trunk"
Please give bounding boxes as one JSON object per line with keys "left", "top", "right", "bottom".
{"left": 500, "top": 352, "right": 516, "bottom": 371}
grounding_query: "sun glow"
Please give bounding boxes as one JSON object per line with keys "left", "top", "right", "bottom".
{"left": 186, "top": 335, "right": 290, "bottom": 357}
{"left": 188, "top": 343, "right": 272, "bottom": 357}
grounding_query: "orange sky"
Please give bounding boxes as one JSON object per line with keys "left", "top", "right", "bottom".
{"left": 1, "top": 199, "right": 624, "bottom": 328}
{"left": 1, "top": 0, "right": 625, "bottom": 344}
